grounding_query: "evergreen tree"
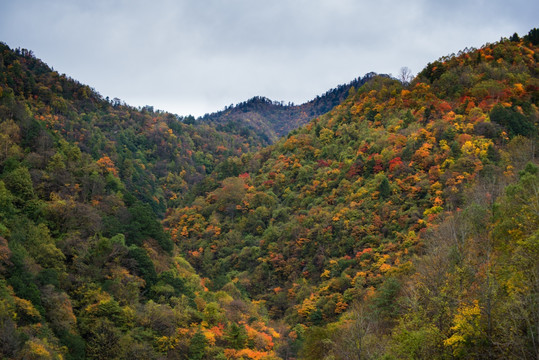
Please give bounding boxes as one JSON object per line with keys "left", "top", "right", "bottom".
{"left": 188, "top": 330, "right": 207, "bottom": 360}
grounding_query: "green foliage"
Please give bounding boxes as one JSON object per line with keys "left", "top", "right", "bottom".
{"left": 0, "top": 180, "right": 16, "bottom": 218}
{"left": 2, "top": 166, "right": 34, "bottom": 203}
{"left": 389, "top": 316, "right": 441, "bottom": 359}
{"left": 0, "top": 30, "right": 538, "bottom": 360}
{"left": 125, "top": 201, "right": 173, "bottom": 252}
{"left": 300, "top": 326, "right": 333, "bottom": 360}
{"left": 84, "top": 318, "right": 123, "bottom": 360}
{"left": 226, "top": 322, "right": 248, "bottom": 349}
{"left": 372, "top": 277, "right": 401, "bottom": 319}
{"left": 378, "top": 175, "right": 391, "bottom": 199}
{"left": 59, "top": 332, "right": 86, "bottom": 360}
{"left": 7, "top": 242, "right": 45, "bottom": 317}
{"left": 489, "top": 104, "right": 536, "bottom": 137}
{"left": 188, "top": 330, "right": 208, "bottom": 360}
{"left": 523, "top": 27, "right": 539, "bottom": 45}
{"left": 128, "top": 246, "right": 157, "bottom": 289}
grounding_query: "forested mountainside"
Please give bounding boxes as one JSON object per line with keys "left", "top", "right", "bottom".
{"left": 165, "top": 30, "right": 539, "bottom": 358}
{"left": 0, "top": 42, "right": 280, "bottom": 216}
{"left": 0, "top": 28, "right": 538, "bottom": 360}
{"left": 0, "top": 43, "right": 282, "bottom": 359}
{"left": 200, "top": 74, "right": 375, "bottom": 145}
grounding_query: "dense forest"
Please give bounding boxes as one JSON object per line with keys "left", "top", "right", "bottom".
{"left": 200, "top": 74, "right": 376, "bottom": 145}
{"left": 0, "top": 28, "right": 538, "bottom": 359}
{"left": 0, "top": 42, "right": 283, "bottom": 359}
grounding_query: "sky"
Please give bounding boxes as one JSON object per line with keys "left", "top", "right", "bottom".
{"left": 0, "top": 0, "right": 537, "bottom": 117}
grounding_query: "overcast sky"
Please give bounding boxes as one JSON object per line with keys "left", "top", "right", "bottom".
{"left": 0, "top": 0, "right": 537, "bottom": 117}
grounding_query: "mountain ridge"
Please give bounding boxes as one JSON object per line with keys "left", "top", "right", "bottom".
{"left": 199, "top": 73, "right": 381, "bottom": 144}
{"left": 165, "top": 30, "right": 539, "bottom": 358}
{"left": 0, "top": 29, "right": 538, "bottom": 359}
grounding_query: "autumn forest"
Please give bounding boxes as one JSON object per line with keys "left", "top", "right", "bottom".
{"left": 0, "top": 29, "right": 538, "bottom": 359}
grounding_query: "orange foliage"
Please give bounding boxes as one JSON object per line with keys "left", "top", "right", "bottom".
{"left": 96, "top": 155, "right": 118, "bottom": 176}
{"left": 224, "top": 348, "right": 274, "bottom": 360}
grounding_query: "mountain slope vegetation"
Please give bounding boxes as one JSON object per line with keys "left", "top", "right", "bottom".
{"left": 0, "top": 43, "right": 282, "bottom": 359}
{"left": 0, "top": 29, "right": 538, "bottom": 359}
{"left": 165, "top": 31, "right": 539, "bottom": 358}
{"left": 200, "top": 74, "right": 376, "bottom": 145}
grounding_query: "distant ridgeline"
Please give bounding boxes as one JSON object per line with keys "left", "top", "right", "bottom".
{"left": 199, "top": 73, "right": 381, "bottom": 145}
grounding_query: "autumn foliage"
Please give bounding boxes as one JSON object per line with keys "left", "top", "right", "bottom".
{"left": 0, "top": 29, "right": 538, "bottom": 359}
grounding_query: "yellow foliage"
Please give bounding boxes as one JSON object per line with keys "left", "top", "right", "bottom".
{"left": 443, "top": 300, "right": 482, "bottom": 355}
{"left": 379, "top": 263, "right": 392, "bottom": 273}
{"left": 14, "top": 296, "right": 41, "bottom": 319}
{"left": 203, "top": 329, "right": 217, "bottom": 346}
{"left": 156, "top": 336, "right": 179, "bottom": 352}
{"left": 225, "top": 348, "right": 273, "bottom": 360}
{"left": 27, "top": 340, "right": 52, "bottom": 358}
{"left": 180, "top": 226, "right": 189, "bottom": 237}
{"left": 335, "top": 301, "right": 348, "bottom": 314}
{"left": 439, "top": 139, "right": 450, "bottom": 152}
{"left": 297, "top": 294, "right": 318, "bottom": 318}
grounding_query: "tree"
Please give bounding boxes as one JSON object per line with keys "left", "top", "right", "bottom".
{"left": 0, "top": 119, "right": 22, "bottom": 163}
{"left": 389, "top": 314, "right": 441, "bottom": 360}
{"left": 0, "top": 293, "right": 21, "bottom": 359}
{"left": 332, "top": 301, "right": 382, "bottom": 360}
{"left": 524, "top": 28, "right": 539, "bottom": 45}
{"left": 0, "top": 181, "right": 16, "bottom": 220}
{"left": 319, "top": 128, "right": 334, "bottom": 145}
{"left": 489, "top": 105, "right": 535, "bottom": 137}
{"left": 40, "top": 285, "right": 76, "bottom": 334}
{"left": 2, "top": 166, "right": 34, "bottom": 203}
{"left": 212, "top": 177, "right": 247, "bottom": 217}
{"left": 379, "top": 176, "right": 391, "bottom": 199}
{"left": 398, "top": 67, "right": 413, "bottom": 85}
{"left": 84, "top": 318, "right": 123, "bottom": 360}
{"left": 128, "top": 246, "right": 157, "bottom": 290}
{"left": 372, "top": 277, "right": 401, "bottom": 320}
{"left": 188, "top": 330, "right": 208, "bottom": 360}
{"left": 492, "top": 163, "right": 539, "bottom": 358}
{"left": 226, "top": 322, "right": 247, "bottom": 349}
{"left": 300, "top": 326, "right": 333, "bottom": 360}
{"left": 124, "top": 202, "right": 173, "bottom": 252}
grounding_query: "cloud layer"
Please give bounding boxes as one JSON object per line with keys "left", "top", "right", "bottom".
{"left": 1, "top": 0, "right": 537, "bottom": 116}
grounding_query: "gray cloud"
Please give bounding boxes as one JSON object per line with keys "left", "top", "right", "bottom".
{"left": 1, "top": 0, "right": 537, "bottom": 116}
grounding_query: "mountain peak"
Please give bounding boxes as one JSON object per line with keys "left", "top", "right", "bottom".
{"left": 200, "top": 73, "right": 380, "bottom": 144}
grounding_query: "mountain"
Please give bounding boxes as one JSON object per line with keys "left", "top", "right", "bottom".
{"left": 164, "top": 30, "right": 539, "bottom": 358}
{"left": 200, "top": 74, "right": 377, "bottom": 145}
{"left": 0, "top": 42, "right": 279, "bottom": 216}
{"left": 0, "top": 28, "right": 538, "bottom": 360}
{"left": 0, "top": 43, "right": 282, "bottom": 359}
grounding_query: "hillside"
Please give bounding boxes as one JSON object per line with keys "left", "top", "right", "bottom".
{"left": 200, "top": 74, "right": 376, "bottom": 145}
{"left": 0, "top": 43, "right": 283, "bottom": 359}
{"left": 164, "top": 31, "right": 539, "bottom": 358}
{"left": 0, "top": 28, "right": 538, "bottom": 360}
{"left": 0, "top": 42, "right": 279, "bottom": 216}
